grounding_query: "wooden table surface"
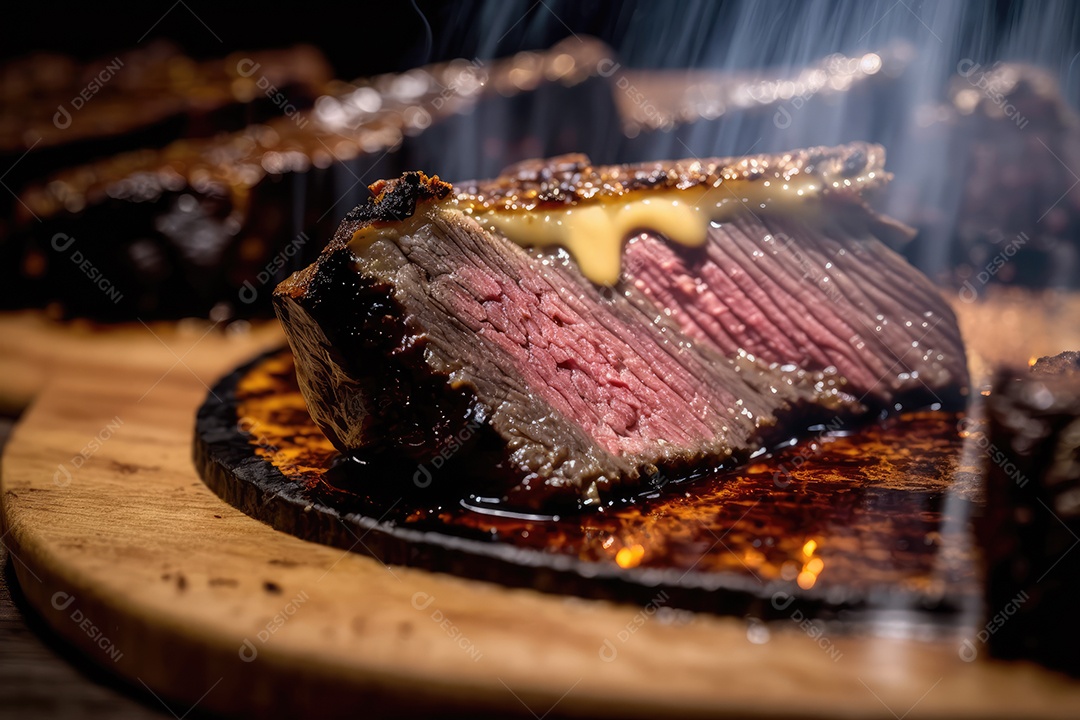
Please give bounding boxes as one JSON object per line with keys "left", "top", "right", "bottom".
{"left": 2, "top": 290, "right": 1080, "bottom": 719}
{"left": 0, "top": 417, "right": 182, "bottom": 719}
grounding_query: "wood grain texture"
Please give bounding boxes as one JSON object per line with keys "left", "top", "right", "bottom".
{"left": 1, "top": 416, "right": 171, "bottom": 719}
{"left": 2, "top": 295, "right": 1080, "bottom": 718}
{"left": 0, "top": 551, "right": 174, "bottom": 719}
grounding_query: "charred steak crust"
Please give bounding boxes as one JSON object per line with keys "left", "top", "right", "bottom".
{"left": 1031, "top": 351, "right": 1080, "bottom": 378}
{"left": 276, "top": 146, "right": 968, "bottom": 510}
{"left": 457, "top": 143, "right": 888, "bottom": 211}
{"left": 324, "top": 144, "right": 889, "bottom": 226}
{"left": 343, "top": 172, "right": 454, "bottom": 226}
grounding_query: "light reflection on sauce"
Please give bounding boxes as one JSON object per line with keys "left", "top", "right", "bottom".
{"left": 616, "top": 543, "right": 646, "bottom": 569}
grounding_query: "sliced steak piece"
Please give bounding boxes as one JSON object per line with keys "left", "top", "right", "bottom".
{"left": 8, "top": 118, "right": 403, "bottom": 320}
{"left": 898, "top": 63, "right": 1080, "bottom": 290}
{"left": 275, "top": 145, "right": 968, "bottom": 511}
{"left": 0, "top": 45, "right": 333, "bottom": 314}
{"left": 461, "top": 145, "right": 968, "bottom": 408}
{"left": 276, "top": 173, "right": 858, "bottom": 511}
{"left": 976, "top": 352, "right": 1080, "bottom": 675}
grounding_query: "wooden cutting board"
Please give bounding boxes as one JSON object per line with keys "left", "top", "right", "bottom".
{"left": 3, "top": 294, "right": 1080, "bottom": 719}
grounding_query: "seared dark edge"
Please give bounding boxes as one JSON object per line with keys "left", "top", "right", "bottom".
{"left": 457, "top": 144, "right": 890, "bottom": 211}
{"left": 1030, "top": 350, "right": 1080, "bottom": 378}
{"left": 344, "top": 172, "right": 455, "bottom": 225}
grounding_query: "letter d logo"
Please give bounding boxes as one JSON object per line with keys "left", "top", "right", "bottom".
{"left": 411, "top": 592, "right": 435, "bottom": 611}
{"left": 774, "top": 106, "right": 792, "bottom": 129}
{"left": 596, "top": 59, "right": 621, "bottom": 78}
{"left": 956, "top": 416, "right": 976, "bottom": 435}
{"left": 236, "top": 59, "right": 261, "bottom": 78}
{"left": 413, "top": 464, "right": 432, "bottom": 488}
{"left": 51, "top": 591, "right": 75, "bottom": 611}
{"left": 956, "top": 59, "right": 980, "bottom": 78}
{"left": 51, "top": 233, "right": 76, "bottom": 253}
{"left": 958, "top": 280, "right": 979, "bottom": 304}
{"left": 238, "top": 280, "right": 258, "bottom": 304}
{"left": 771, "top": 591, "right": 795, "bottom": 611}
{"left": 239, "top": 638, "right": 258, "bottom": 662}
{"left": 54, "top": 105, "right": 72, "bottom": 129}
{"left": 54, "top": 464, "right": 72, "bottom": 488}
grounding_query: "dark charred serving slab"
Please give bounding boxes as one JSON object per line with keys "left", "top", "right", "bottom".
{"left": 274, "top": 144, "right": 969, "bottom": 511}
{"left": 194, "top": 348, "right": 978, "bottom": 620}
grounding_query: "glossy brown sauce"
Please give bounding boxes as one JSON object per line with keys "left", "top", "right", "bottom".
{"left": 237, "top": 349, "right": 979, "bottom": 607}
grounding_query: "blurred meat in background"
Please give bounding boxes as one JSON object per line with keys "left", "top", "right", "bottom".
{"left": 0, "top": 0, "right": 1078, "bottom": 322}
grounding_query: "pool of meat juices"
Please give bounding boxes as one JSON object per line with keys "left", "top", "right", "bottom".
{"left": 238, "top": 350, "right": 979, "bottom": 602}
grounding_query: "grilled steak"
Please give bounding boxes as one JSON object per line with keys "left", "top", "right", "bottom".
{"left": 897, "top": 63, "right": 1080, "bottom": 291}
{"left": 274, "top": 144, "right": 969, "bottom": 511}
{"left": 0, "top": 43, "right": 332, "bottom": 254}
{"left": 976, "top": 352, "right": 1080, "bottom": 674}
{"left": 0, "top": 43, "right": 331, "bottom": 179}
{"left": 3, "top": 39, "right": 613, "bottom": 320}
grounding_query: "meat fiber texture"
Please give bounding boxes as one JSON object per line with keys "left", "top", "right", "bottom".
{"left": 275, "top": 146, "right": 969, "bottom": 511}
{"left": 619, "top": 211, "right": 961, "bottom": 406}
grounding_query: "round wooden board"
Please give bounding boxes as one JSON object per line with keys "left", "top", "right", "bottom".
{"left": 3, "top": 295, "right": 1080, "bottom": 719}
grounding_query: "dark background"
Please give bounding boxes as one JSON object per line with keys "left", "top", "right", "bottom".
{"left": 4, "top": 1, "right": 1080, "bottom": 288}
{"left": 0, "top": 1, "right": 1063, "bottom": 77}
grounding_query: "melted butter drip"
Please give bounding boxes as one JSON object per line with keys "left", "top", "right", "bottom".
{"left": 469, "top": 181, "right": 827, "bottom": 285}
{"left": 351, "top": 176, "right": 847, "bottom": 285}
{"left": 479, "top": 196, "right": 706, "bottom": 285}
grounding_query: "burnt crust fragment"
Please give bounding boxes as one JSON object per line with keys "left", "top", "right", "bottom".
{"left": 343, "top": 172, "right": 453, "bottom": 227}
{"left": 1031, "top": 351, "right": 1080, "bottom": 378}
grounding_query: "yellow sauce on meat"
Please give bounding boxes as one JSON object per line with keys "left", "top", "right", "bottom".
{"left": 351, "top": 170, "right": 879, "bottom": 285}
